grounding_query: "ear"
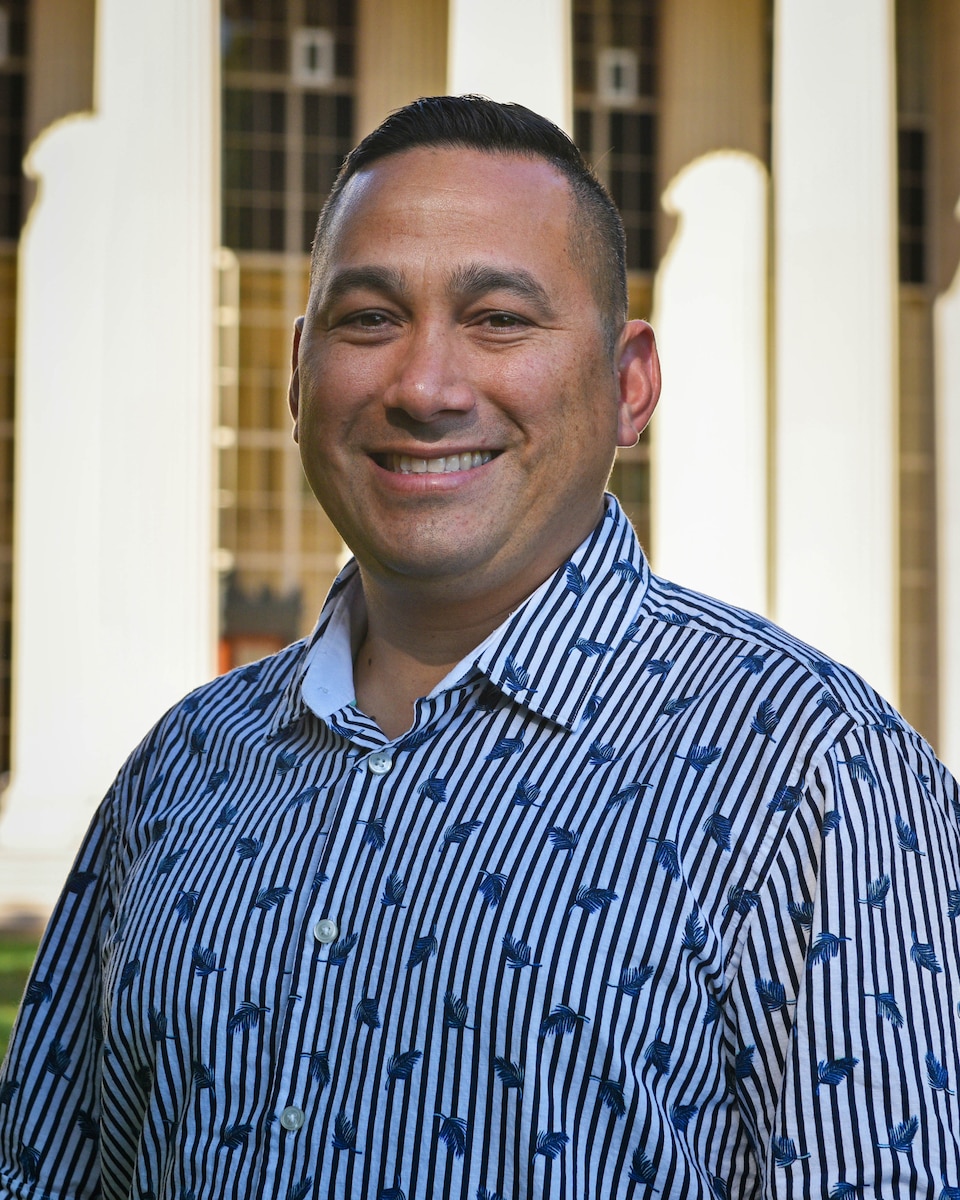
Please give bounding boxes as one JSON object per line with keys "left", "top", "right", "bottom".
{"left": 616, "top": 319, "right": 661, "bottom": 448}
{"left": 288, "top": 316, "right": 305, "bottom": 442}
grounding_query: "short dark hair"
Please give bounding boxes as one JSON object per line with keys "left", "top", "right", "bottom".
{"left": 309, "top": 95, "right": 628, "bottom": 347}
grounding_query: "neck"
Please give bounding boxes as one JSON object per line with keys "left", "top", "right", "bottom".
{"left": 351, "top": 574, "right": 531, "bottom": 740}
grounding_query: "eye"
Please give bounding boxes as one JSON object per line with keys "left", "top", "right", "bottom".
{"left": 481, "top": 310, "right": 528, "bottom": 330}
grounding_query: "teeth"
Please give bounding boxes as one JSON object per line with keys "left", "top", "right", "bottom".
{"left": 390, "top": 452, "right": 492, "bottom": 474}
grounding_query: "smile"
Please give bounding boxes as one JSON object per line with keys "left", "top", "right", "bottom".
{"left": 382, "top": 452, "right": 494, "bottom": 475}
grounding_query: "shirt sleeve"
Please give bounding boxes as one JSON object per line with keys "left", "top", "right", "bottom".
{"left": 726, "top": 721, "right": 960, "bottom": 1198}
{"left": 0, "top": 781, "right": 120, "bottom": 1200}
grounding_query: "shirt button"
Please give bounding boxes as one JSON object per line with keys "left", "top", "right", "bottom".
{"left": 313, "top": 917, "right": 339, "bottom": 944}
{"left": 367, "top": 751, "right": 393, "bottom": 775}
{"left": 280, "top": 1105, "right": 304, "bottom": 1131}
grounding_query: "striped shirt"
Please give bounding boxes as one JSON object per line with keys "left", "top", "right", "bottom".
{"left": 2, "top": 495, "right": 959, "bottom": 1200}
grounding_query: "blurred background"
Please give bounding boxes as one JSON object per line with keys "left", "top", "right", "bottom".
{"left": 0, "top": 0, "right": 957, "bottom": 949}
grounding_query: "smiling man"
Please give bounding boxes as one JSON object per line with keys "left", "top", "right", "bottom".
{"left": 2, "top": 96, "right": 959, "bottom": 1200}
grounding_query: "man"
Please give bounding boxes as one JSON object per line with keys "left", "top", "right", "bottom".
{"left": 1, "top": 95, "right": 958, "bottom": 1199}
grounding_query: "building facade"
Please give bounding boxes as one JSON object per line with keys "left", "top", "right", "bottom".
{"left": 0, "top": 0, "right": 958, "bottom": 923}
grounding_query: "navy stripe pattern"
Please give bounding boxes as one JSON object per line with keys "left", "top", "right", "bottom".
{"left": 2, "top": 496, "right": 959, "bottom": 1199}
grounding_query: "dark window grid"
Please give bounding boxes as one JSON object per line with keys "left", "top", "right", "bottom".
{"left": 223, "top": 89, "right": 287, "bottom": 135}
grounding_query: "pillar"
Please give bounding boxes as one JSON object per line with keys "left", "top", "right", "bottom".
{"left": 447, "top": 0, "right": 571, "bottom": 133}
{"left": 0, "top": 0, "right": 219, "bottom": 921}
{"left": 772, "top": 0, "right": 899, "bottom": 700}
{"left": 357, "top": 0, "right": 447, "bottom": 138}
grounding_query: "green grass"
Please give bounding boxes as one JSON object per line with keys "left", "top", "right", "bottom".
{"left": 0, "top": 933, "right": 40, "bottom": 1063}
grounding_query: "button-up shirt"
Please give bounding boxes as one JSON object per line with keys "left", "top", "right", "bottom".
{"left": 2, "top": 496, "right": 959, "bottom": 1199}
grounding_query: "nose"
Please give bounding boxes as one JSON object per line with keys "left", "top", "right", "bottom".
{"left": 382, "top": 324, "right": 475, "bottom": 422}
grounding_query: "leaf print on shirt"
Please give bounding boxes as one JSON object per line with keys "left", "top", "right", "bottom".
{"left": 148, "top": 1008, "right": 172, "bottom": 1043}
{"left": 191, "top": 1062, "right": 215, "bottom": 1090}
{"left": 647, "top": 838, "right": 681, "bottom": 880}
{"left": 817, "top": 691, "right": 843, "bottom": 717}
{"left": 381, "top": 872, "right": 407, "bottom": 907}
{"left": 644, "top": 658, "right": 674, "bottom": 677}
{"left": 189, "top": 726, "right": 208, "bottom": 755}
{"left": 732, "top": 1044, "right": 755, "bottom": 1081}
{"left": 768, "top": 784, "right": 803, "bottom": 813}
{"left": 807, "top": 932, "right": 850, "bottom": 967}
{"left": 787, "top": 899, "right": 815, "bottom": 929}
{"left": 385, "top": 1049, "right": 422, "bottom": 1090}
{"left": 251, "top": 885, "right": 292, "bottom": 912}
{"left": 547, "top": 827, "right": 580, "bottom": 859}
{"left": 226, "top": 1001, "right": 269, "bottom": 1036}
{"left": 485, "top": 736, "right": 524, "bottom": 762}
{"left": 869, "top": 712, "right": 904, "bottom": 735}
{"left": 301, "top": 1048, "right": 331, "bottom": 1088}
{"left": 910, "top": 932, "right": 942, "bottom": 974}
{"left": 859, "top": 874, "right": 891, "bottom": 908}
{"left": 703, "top": 807, "right": 732, "bottom": 851}
{"left": 443, "top": 992, "right": 474, "bottom": 1031}
{"left": 540, "top": 1004, "right": 590, "bottom": 1037}
{"left": 17, "top": 1145, "right": 40, "bottom": 1183}
{"left": 583, "top": 692, "right": 604, "bottom": 720}
{"left": 287, "top": 1180, "right": 314, "bottom": 1200}
{"left": 357, "top": 817, "right": 388, "bottom": 850}
{"left": 772, "top": 1136, "right": 809, "bottom": 1167}
{"left": 924, "top": 1050, "right": 954, "bottom": 1094}
{"left": 64, "top": 869, "right": 98, "bottom": 896}
{"left": 174, "top": 891, "right": 200, "bottom": 924}
{"left": 202, "top": 767, "right": 230, "bottom": 796}
{"left": 876, "top": 1115, "right": 919, "bottom": 1152}
{"left": 285, "top": 785, "right": 320, "bottom": 811}
{"left": 234, "top": 837, "right": 262, "bottom": 861}
{"left": 493, "top": 1057, "right": 524, "bottom": 1093}
{"left": 738, "top": 654, "right": 766, "bottom": 674}
{"left": 503, "top": 934, "right": 541, "bottom": 969}
{"left": 864, "top": 991, "right": 904, "bottom": 1028}
{"left": 332, "top": 1112, "right": 361, "bottom": 1153}
{"left": 681, "top": 909, "right": 707, "bottom": 953}
{"left": 435, "top": 1113, "right": 468, "bottom": 1157}
{"left": 564, "top": 561, "right": 588, "bottom": 600}
{"left": 676, "top": 744, "right": 722, "bottom": 774}
{"left": 627, "top": 1146, "right": 659, "bottom": 1189}
{"left": 440, "top": 820, "right": 483, "bottom": 852}
{"left": 839, "top": 754, "right": 877, "bottom": 789}
{"left": 723, "top": 887, "right": 760, "bottom": 917}
{"left": 750, "top": 700, "right": 780, "bottom": 741}
{"left": 219, "top": 1122, "right": 253, "bottom": 1151}
{"left": 571, "top": 885, "right": 619, "bottom": 914}
{"left": 660, "top": 696, "right": 699, "bottom": 718}
{"left": 511, "top": 778, "right": 541, "bottom": 808}
{"left": 406, "top": 927, "right": 438, "bottom": 970}
{"left": 475, "top": 681, "right": 502, "bottom": 712}
{"left": 76, "top": 1110, "right": 98, "bottom": 1140}
{"left": 569, "top": 637, "right": 613, "bottom": 658}
{"left": 644, "top": 1034, "right": 671, "bottom": 1074}
{"left": 191, "top": 945, "right": 224, "bottom": 979}
{"left": 612, "top": 558, "right": 641, "bottom": 582}
{"left": 156, "top": 848, "right": 189, "bottom": 877}
{"left": 43, "top": 1041, "right": 72, "bottom": 1080}
{"left": 604, "top": 781, "right": 653, "bottom": 814}
{"left": 23, "top": 979, "right": 52, "bottom": 1006}
{"left": 822, "top": 810, "right": 843, "bottom": 834}
{"left": 755, "top": 979, "right": 795, "bottom": 1014}
{"left": 322, "top": 932, "right": 359, "bottom": 967}
{"left": 418, "top": 777, "right": 448, "bottom": 803}
{"left": 607, "top": 964, "right": 655, "bottom": 997}
{"left": 503, "top": 655, "right": 535, "bottom": 694}
{"left": 0, "top": 1080, "right": 20, "bottom": 1105}
{"left": 117, "top": 959, "right": 141, "bottom": 993}
{"left": 534, "top": 1130, "right": 570, "bottom": 1160}
{"left": 477, "top": 871, "right": 508, "bottom": 909}
{"left": 477, "top": 1188, "right": 507, "bottom": 1200}
{"left": 354, "top": 998, "right": 381, "bottom": 1030}
{"left": 948, "top": 889, "right": 960, "bottom": 919}
{"left": 396, "top": 724, "right": 440, "bottom": 753}
{"left": 816, "top": 1057, "right": 859, "bottom": 1094}
{"left": 896, "top": 816, "right": 925, "bottom": 856}
{"left": 590, "top": 1076, "right": 626, "bottom": 1117}
{"left": 669, "top": 1102, "right": 699, "bottom": 1132}
{"left": 587, "top": 740, "right": 619, "bottom": 766}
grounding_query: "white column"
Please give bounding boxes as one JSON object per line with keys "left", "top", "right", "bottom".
{"left": 447, "top": 0, "right": 571, "bottom": 133}
{"left": 935, "top": 203, "right": 960, "bottom": 773}
{"left": 651, "top": 153, "right": 768, "bottom": 613}
{"left": 0, "top": 0, "right": 218, "bottom": 920}
{"left": 772, "top": 0, "right": 899, "bottom": 699}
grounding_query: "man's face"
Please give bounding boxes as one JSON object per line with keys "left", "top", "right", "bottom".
{"left": 291, "top": 147, "right": 646, "bottom": 607}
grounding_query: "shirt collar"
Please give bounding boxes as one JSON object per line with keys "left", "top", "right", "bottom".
{"left": 270, "top": 494, "right": 650, "bottom": 738}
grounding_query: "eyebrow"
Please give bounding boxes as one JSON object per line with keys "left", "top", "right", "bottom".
{"left": 314, "top": 266, "right": 410, "bottom": 316}
{"left": 447, "top": 264, "right": 557, "bottom": 319}
{"left": 314, "top": 262, "right": 558, "bottom": 322}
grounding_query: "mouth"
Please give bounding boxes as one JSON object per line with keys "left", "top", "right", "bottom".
{"left": 378, "top": 451, "right": 495, "bottom": 475}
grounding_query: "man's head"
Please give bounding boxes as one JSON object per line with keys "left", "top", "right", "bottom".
{"left": 290, "top": 97, "right": 660, "bottom": 612}
{"left": 310, "top": 95, "right": 628, "bottom": 353}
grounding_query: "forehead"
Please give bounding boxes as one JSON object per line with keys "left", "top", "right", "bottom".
{"left": 318, "top": 147, "right": 585, "bottom": 287}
